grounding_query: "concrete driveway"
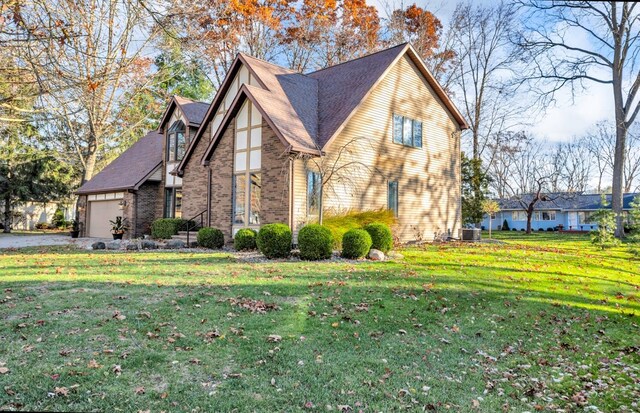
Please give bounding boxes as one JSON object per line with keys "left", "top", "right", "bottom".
{"left": 0, "top": 233, "right": 106, "bottom": 249}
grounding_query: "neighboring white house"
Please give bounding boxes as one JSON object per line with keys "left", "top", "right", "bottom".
{"left": 10, "top": 201, "right": 74, "bottom": 230}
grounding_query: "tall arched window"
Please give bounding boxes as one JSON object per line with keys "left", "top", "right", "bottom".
{"left": 167, "top": 120, "right": 186, "bottom": 162}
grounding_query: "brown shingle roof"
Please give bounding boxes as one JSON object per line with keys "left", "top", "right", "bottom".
{"left": 308, "top": 44, "right": 408, "bottom": 147}
{"left": 76, "top": 131, "right": 162, "bottom": 194}
{"left": 174, "top": 96, "right": 209, "bottom": 126}
{"left": 187, "top": 43, "right": 468, "bottom": 170}
{"left": 240, "top": 54, "right": 319, "bottom": 152}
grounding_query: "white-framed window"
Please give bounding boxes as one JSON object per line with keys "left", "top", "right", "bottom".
{"left": 167, "top": 120, "right": 186, "bottom": 162}
{"left": 578, "top": 211, "right": 596, "bottom": 224}
{"left": 233, "top": 100, "right": 262, "bottom": 227}
{"left": 164, "top": 188, "right": 182, "bottom": 218}
{"left": 533, "top": 211, "right": 556, "bottom": 221}
{"left": 512, "top": 211, "right": 527, "bottom": 221}
{"left": 392, "top": 114, "right": 422, "bottom": 148}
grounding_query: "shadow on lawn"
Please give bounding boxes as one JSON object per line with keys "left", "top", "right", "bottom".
{"left": 4, "top": 265, "right": 640, "bottom": 317}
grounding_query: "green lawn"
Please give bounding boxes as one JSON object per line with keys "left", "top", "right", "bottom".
{"left": 0, "top": 233, "right": 638, "bottom": 412}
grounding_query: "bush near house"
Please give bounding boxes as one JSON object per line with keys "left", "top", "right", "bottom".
{"left": 502, "top": 219, "right": 510, "bottom": 231}
{"left": 234, "top": 228, "right": 258, "bottom": 251}
{"left": 298, "top": 224, "right": 333, "bottom": 260}
{"left": 363, "top": 222, "right": 393, "bottom": 253}
{"left": 257, "top": 223, "right": 292, "bottom": 259}
{"left": 342, "top": 228, "right": 372, "bottom": 259}
{"left": 151, "top": 218, "right": 193, "bottom": 239}
{"left": 197, "top": 227, "right": 224, "bottom": 249}
{"left": 323, "top": 209, "right": 396, "bottom": 248}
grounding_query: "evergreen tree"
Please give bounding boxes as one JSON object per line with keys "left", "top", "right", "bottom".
{"left": 461, "top": 153, "right": 489, "bottom": 226}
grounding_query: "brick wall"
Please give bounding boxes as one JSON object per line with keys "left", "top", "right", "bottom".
{"left": 181, "top": 129, "right": 211, "bottom": 221}
{"left": 134, "top": 181, "right": 163, "bottom": 237}
{"left": 77, "top": 195, "right": 88, "bottom": 237}
{"left": 208, "top": 124, "right": 234, "bottom": 241}
{"left": 260, "top": 121, "right": 291, "bottom": 226}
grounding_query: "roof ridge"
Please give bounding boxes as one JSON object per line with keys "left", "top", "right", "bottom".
{"left": 174, "top": 95, "right": 210, "bottom": 105}
{"left": 238, "top": 52, "right": 299, "bottom": 74}
{"left": 307, "top": 43, "right": 408, "bottom": 75}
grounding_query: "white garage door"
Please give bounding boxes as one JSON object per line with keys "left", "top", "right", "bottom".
{"left": 88, "top": 200, "right": 121, "bottom": 238}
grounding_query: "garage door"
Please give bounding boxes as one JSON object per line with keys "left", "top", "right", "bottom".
{"left": 88, "top": 200, "right": 121, "bottom": 238}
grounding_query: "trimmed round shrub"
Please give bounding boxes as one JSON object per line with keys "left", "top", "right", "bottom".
{"left": 341, "top": 229, "right": 372, "bottom": 259}
{"left": 197, "top": 227, "right": 224, "bottom": 249}
{"left": 298, "top": 224, "right": 333, "bottom": 260}
{"left": 151, "top": 218, "right": 194, "bottom": 239}
{"left": 256, "top": 223, "right": 292, "bottom": 259}
{"left": 234, "top": 228, "right": 258, "bottom": 251}
{"left": 363, "top": 222, "right": 393, "bottom": 253}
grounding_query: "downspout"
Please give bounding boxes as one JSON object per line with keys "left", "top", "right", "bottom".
{"left": 289, "top": 156, "right": 294, "bottom": 232}
{"left": 207, "top": 166, "right": 212, "bottom": 227}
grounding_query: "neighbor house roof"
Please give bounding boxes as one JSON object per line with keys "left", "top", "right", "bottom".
{"left": 76, "top": 131, "right": 163, "bottom": 194}
{"left": 177, "top": 43, "right": 468, "bottom": 175}
{"left": 495, "top": 192, "right": 639, "bottom": 211}
{"left": 158, "top": 96, "right": 210, "bottom": 131}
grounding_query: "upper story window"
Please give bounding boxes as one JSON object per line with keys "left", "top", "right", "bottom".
{"left": 393, "top": 114, "right": 422, "bottom": 148}
{"left": 167, "top": 120, "right": 186, "bottom": 162}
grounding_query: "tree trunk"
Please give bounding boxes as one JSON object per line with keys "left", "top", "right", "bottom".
{"left": 612, "top": 84, "right": 627, "bottom": 238}
{"left": 82, "top": 138, "right": 99, "bottom": 184}
{"left": 526, "top": 204, "right": 534, "bottom": 234}
{"left": 3, "top": 195, "right": 11, "bottom": 233}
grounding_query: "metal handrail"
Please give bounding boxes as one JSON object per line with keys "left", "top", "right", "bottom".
{"left": 182, "top": 209, "right": 207, "bottom": 247}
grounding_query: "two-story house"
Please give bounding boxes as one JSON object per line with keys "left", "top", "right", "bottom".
{"left": 77, "top": 43, "right": 467, "bottom": 241}
{"left": 175, "top": 43, "right": 468, "bottom": 242}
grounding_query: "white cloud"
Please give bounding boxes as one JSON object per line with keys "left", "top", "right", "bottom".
{"left": 530, "top": 83, "right": 613, "bottom": 142}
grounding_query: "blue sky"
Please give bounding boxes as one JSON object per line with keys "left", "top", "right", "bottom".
{"left": 371, "top": 0, "right": 614, "bottom": 142}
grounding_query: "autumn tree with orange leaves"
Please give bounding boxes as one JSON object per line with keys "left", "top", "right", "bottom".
{"left": 167, "top": 0, "right": 294, "bottom": 86}
{"left": 387, "top": 3, "right": 454, "bottom": 81}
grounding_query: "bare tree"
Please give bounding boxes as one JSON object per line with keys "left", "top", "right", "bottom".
{"left": 517, "top": 1, "right": 640, "bottom": 237}
{"left": 297, "top": 137, "right": 382, "bottom": 225}
{"left": 450, "top": 1, "right": 522, "bottom": 162}
{"left": 583, "top": 120, "right": 640, "bottom": 193}
{"left": 487, "top": 131, "right": 568, "bottom": 234}
{"left": 548, "top": 138, "right": 592, "bottom": 193}
{"left": 5, "top": 0, "right": 162, "bottom": 184}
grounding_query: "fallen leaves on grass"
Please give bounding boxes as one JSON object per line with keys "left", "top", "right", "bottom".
{"left": 229, "top": 297, "right": 279, "bottom": 314}
{"left": 267, "top": 335, "right": 281, "bottom": 343}
{"left": 112, "top": 311, "right": 126, "bottom": 321}
{"left": 0, "top": 367, "right": 8, "bottom": 374}
{"left": 87, "top": 359, "right": 101, "bottom": 369}
{"left": 134, "top": 386, "right": 145, "bottom": 395}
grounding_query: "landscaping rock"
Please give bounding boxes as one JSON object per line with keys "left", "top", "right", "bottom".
{"left": 165, "top": 239, "right": 185, "bottom": 249}
{"left": 106, "top": 240, "right": 122, "bottom": 250}
{"left": 386, "top": 251, "right": 404, "bottom": 260}
{"left": 368, "top": 249, "right": 385, "bottom": 261}
{"left": 126, "top": 243, "right": 139, "bottom": 251}
{"left": 91, "top": 241, "right": 106, "bottom": 250}
{"left": 141, "top": 240, "right": 157, "bottom": 250}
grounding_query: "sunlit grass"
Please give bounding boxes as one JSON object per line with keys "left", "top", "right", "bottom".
{"left": 0, "top": 233, "right": 638, "bottom": 411}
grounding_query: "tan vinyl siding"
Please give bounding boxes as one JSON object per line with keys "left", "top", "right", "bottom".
{"left": 293, "top": 54, "right": 461, "bottom": 241}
